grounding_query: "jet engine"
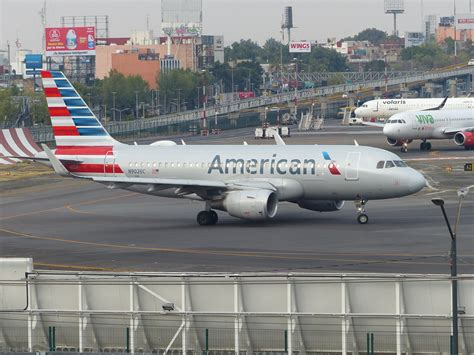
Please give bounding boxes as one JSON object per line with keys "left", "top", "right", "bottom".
{"left": 386, "top": 137, "right": 412, "bottom": 146}
{"left": 454, "top": 132, "right": 474, "bottom": 150}
{"left": 211, "top": 190, "right": 278, "bottom": 220}
{"left": 297, "top": 200, "right": 344, "bottom": 212}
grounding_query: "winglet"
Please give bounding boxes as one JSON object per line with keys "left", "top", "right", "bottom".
{"left": 424, "top": 96, "right": 448, "bottom": 111}
{"left": 181, "top": 139, "right": 186, "bottom": 145}
{"left": 354, "top": 139, "right": 359, "bottom": 146}
{"left": 243, "top": 141, "right": 248, "bottom": 146}
{"left": 273, "top": 132, "right": 286, "bottom": 146}
{"left": 41, "top": 144, "right": 71, "bottom": 177}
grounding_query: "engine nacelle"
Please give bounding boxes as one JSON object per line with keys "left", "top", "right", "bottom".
{"left": 386, "top": 137, "right": 412, "bottom": 147}
{"left": 298, "top": 200, "right": 344, "bottom": 212}
{"left": 297, "top": 200, "right": 344, "bottom": 212}
{"left": 454, "top": 132, "right": 474, "bottom": 149}
{"left": 212, "top": 190, "right": 278, "bottom": 220}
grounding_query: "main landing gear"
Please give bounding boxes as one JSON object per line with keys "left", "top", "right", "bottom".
{"left": 197, "top": 210, "right": 218, "bottom": 226}
{"left": 400, "top": 143, "right": 408, "bottom": 153}
{"left": 355, "top": 199, "right": 369, "bottom": 224}
{"left": 420, "top": 140, "right": 432, "bottom": 151}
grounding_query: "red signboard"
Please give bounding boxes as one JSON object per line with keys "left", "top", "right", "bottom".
{"left": 45, "top": 27, "right": 96, "bottom": 57}
{"left": 238, "top": 91, "right": 255, "bottom": 99}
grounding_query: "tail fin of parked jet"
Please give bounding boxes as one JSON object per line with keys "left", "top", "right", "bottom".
{"left": 40, "top": 70, "right": 121, "bottom": 147}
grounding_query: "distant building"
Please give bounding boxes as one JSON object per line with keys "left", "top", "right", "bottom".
{"left": 424, "top": 15, "right": 438, "bottom": 40}
{"left": 404, "top": 32, "right": 424, "bottom": 48}
{"left": 436, "top": 27, "right": 474, "bottom": 43}
{"left": 336, "top": 41, "right": 377, "bottom": 63}
{"left": 95, "top": 43, "right": 194, "bottom": 80}
{"left": 111, "top": 49, "right": 161, "bottom": 89}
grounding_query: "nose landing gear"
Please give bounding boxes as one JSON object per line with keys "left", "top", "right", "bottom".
{"left": 355, "top": 199, "right": 369, "bottom": 224}
{"left": 401, "top": 143, "right": 408, "bottom": 153}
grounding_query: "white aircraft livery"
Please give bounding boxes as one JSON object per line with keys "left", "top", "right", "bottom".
{"left": 16, "top": 71, "right": 426, "bottom": 225}
{"left": 381, "top": 108, "right": 474, "bottom": 152}
{"left": 354, "top": 97, "right": 474, "bottom": 119}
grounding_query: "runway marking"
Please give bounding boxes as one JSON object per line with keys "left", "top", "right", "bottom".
{"left": 426, "top": 190, "right": 452, "bottom": 196}
{"left": 1, "top": 192, "right": 140, "bottom": 220}
{"left": 65, "top": 192, "right": 139, "bottom": 215}
{"left": 33, "top": 262, "right": 122, "bottom": 272}
{"left": 0, "top": 227, "right": 465, "bottom": 267}
{"left": 0, "top": 179, "right": 91, "bottom": 197}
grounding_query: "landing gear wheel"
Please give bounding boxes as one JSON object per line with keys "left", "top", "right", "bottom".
{"left": 401, "top": 145, "right": 408, "bottom": 153}
{"left": 209, "top": 210, "right": 218, "bottom": 225}
{"left": 420, "top": 141, "right": 431, "bottom": 151}
{"left": 197, "top": 211, "right": 211, "bottom": 226}
{"left": 357, "top": 213, "right": 369, "bottom": 224}
{"left": 197, "top": 210, "right": 218, "bottom": 226}
{"left": 354, "top": 199, "right": 369, "bottom": 224}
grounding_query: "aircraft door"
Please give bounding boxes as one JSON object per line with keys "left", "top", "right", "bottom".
{"left": 345, "top": 152, "right": 361, "bottom": 181}
{"left": 104, "top": 151, "right": 115, "bottom": 177}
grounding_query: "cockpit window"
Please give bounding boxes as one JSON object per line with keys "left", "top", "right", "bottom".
{"left": 376, "top": 161, "right": 385, "bottom": 169}
{"left": 385, "top": 161, "right": 395, "bottom": 168}
{"left": 394, "top": 160, "right": 407, "bottom": 167}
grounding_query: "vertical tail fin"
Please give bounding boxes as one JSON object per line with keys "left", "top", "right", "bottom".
{"left": 40, "top": 70, "right": 120, "bottom": 147}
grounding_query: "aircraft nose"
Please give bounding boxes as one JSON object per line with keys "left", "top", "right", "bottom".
{"left": 354, "top": 107, "right": 361, "bottom": 117}
{"left": 408, "top": 169, "right": 426, "bottom": 193}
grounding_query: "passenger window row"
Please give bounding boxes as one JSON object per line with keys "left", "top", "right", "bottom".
{"left": 376, "top": 160, "right": 408, "bottom": 169}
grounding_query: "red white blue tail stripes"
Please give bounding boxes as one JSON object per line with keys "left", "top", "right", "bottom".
{"left": 41, "top": 71, "right": 123, "bottom": 176}
{"left": 41, "top": 70, "right": 118, "bottom": 147}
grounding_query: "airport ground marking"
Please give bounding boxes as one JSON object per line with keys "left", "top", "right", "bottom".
{"left": 0, "top": 227, "right": 465, "bottom": 267}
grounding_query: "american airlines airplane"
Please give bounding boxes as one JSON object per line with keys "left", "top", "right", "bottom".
{"left": 354, "top": 97, "right": 474, "bottom": 119}
{"left": 380, "top": 108, "right": 474, "bottom": 152}
{"left": 13, "top": 71, "right": 426, "bottom": 225}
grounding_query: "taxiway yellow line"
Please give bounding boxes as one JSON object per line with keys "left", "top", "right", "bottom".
{"left": 0, "top": 227, "right": 457, "bottom": 267}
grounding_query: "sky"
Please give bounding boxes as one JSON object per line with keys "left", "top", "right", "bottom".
{"left": 0, "top": 0, "right": 470, "bottom": 55}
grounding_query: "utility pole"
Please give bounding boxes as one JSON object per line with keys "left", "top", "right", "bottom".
{"left": 177, "top": 89, "right": 181, "bottom": 113}
{"left": 454, "top": 0, "right": 457, "bottom": 59}
{"left": 134, "top": 91, "right": 139, "bottom": 119}
{"left": 7, "top": 41, "right": 11, "bottom": 86}
{"left": 112, "top": 92, "right": 116, "bottom": 121}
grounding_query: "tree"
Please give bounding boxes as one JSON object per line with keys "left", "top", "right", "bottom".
{"left": 401, "top": 43, "right": 450, "bottom": 70}
{"left": 225, "top": 39, "right": 263, "bottom": 62}
{"left": 261, "top": 38, "right": 291, "bottom": 66}
{"left": 444, "top": 37, "right": 455, "bottom": 55}
{"left": 344, "top": 28, "right": 388, "bottom": 45}
{"left": 364, "top": 60, "right": 386, "bottom": 72}
{"left": 157, "top": 69, "right": 201, "bottom": 112}
{"left": 101, "top": 70, "right": 149, "bottom": 119}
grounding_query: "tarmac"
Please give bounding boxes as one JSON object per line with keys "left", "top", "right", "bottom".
{"left": 1, "top": 122, "right": 473, "bottom": 274}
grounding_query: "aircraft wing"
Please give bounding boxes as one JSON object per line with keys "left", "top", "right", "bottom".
{"left": 443, "top": 126, "right": 474, "bottom": 135}
{"left": 91, "top": 176, "right": 276, "bottom": 191}
{"left": 91, "top": 176, "right": 277, "bottom": 200}
{"left": 360, "top": 121, "right": 385, "bottom": 128}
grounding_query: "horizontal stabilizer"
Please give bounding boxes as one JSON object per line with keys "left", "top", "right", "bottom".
{"left": 361, "top": 121, "right": 385, "bottom": 128}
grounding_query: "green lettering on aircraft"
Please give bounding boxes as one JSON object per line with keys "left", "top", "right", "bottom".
{"left": 416, "top": 114, "right": 435, "bottom": 124}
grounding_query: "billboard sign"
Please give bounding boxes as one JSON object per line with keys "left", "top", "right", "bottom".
{"left": 25, "top": 54, "right": 43, "bottom": 69}
{"left": 45, "top": 27, "right": 96, "bottom": 57}
{"left": 161, "top": 0, "right": 202, "bottom": 37}
{"left": 455, "top": 14, "right": 474, "bottom": 30}
{"left": 289, "top": 41, "right": 311, "bottom": 53}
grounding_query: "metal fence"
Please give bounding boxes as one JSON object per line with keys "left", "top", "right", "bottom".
{"left": 1, "top": 259, "right": 474, "bottom": 354}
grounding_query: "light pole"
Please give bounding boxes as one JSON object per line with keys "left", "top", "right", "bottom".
{"left": 112, "top": 92, "right": 116, "bottom": 121}
{"left": 176, "top": 89, "right": 181, "bottom": 113}
{"left": 134, "top": 91, "right": 139, "bottom": 119}
{"left": 431, "top": 187, "right": 469, "bottom": 355}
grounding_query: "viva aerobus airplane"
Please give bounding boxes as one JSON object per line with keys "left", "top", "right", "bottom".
{"left": 18, "top": 71, "right": 426, "bottom": 225}
{"left": 358, "top": 97, "right": 474, "bottom": 152}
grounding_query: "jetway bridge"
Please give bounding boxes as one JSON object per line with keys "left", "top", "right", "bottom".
{"left": 30, "top": 66, "right": 474, "bottom": 143}
{"left": 1, "top": 258, "right": 474, "bottom": 354}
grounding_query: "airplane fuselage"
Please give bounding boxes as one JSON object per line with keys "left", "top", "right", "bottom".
{"left": 383, "top": 109, "right": 474, "bottom": 140}
{"left": 54, "top": 144, "right": 425, "bottom": 201}
{"left": 355, "top": 98, "right": 474, "bottom": 119}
